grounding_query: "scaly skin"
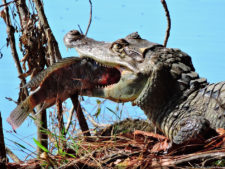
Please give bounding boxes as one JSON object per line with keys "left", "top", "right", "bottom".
{"left": 64, "top": 30, "right": 225, "bottom": 144}
{"left": 8, "top": 57, "right": 120, "bottom": 130}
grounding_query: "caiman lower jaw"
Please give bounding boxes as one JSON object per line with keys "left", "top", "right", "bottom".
{"left": 82, "top": 58, "right": 146, "bottom": 102}
{"left": 78, "top": 58, "right": 140, "bottom": 102}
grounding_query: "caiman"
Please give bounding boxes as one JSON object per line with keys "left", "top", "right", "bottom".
{"left": 63, "top": 30, "right": 225, "bottom": 144}
{"left": 7, "top": 57, "right": 120, "bottom": 130}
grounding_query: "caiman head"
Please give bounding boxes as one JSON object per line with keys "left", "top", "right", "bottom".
{"left": 64, "top": 30, "right": 162, "bottom": 103}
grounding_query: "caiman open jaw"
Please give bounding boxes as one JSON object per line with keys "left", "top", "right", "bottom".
{"left": 63, "top": 30, "right": 159, "bottom": 102}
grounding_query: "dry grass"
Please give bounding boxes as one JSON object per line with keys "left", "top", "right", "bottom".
{"left": 6, "top": 127, "right": 225, "bottom": 169}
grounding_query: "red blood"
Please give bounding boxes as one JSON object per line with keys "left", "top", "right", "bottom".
{"left": 99, "top": 73, "right": 109, "bottom": 85}
{"left": 97, "top": 68, "right": 120, "bottom": 86}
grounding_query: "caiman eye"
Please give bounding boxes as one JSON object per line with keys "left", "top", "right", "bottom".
{"left": 114, "top": 43, "right": 122, "bottom": 49}
{"left": 111, "top": 39, "right": 129, "bottom": 51}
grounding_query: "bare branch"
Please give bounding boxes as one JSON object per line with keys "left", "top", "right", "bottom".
{"left": 83, "top": 109, "right": 110, "bottom": 128}
{"left": 15, "top": 0, "right": 29, "bottom": 31}
{"left": 5, "top": 147, "right": 21, "bottom": 163}
{"left": 0, "top": 112, "right": 6, "bottom": 165}
{"left": 33, "top": 0, "right": 62, "bottom": 63}
{"left": 36, "top": 108, "right": 48, "bottom": 156}
{"left": 2, "top": 0, "right": 29, "bottom": 97}
{"left": 161, "top": 0, "right": 171, "bottom": 47}
{"left": 65, "top": 106, "right": 75, "bottom": 134}
{"left": 56, "top": 99, "right": 66, "bottom": 150}
{"left": 56, "top": 99, "right": 64, "bottom": 136}
{"left": 70, "top": 94, "right": 91, "bottom": 136}
{"left": 165, "top": 151, "right": 225, "bottom": 166}
{"left": 85, "top": 0, "right": 92, "bottom": 36}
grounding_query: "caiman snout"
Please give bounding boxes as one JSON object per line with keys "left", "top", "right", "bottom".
{"left": 63, "top": 30, "right": 84, "bottom": 48}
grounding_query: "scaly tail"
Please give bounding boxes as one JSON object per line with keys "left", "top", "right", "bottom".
{"left": 7, "top": 95, "right": 36, "bottom": 130}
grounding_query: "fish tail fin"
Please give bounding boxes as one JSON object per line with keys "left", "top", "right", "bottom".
{"left": 7, "top": 95, "right": 36, "bottom": 130}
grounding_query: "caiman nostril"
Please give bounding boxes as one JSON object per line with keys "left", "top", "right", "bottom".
{"left": 64, "top": 30, "right": 85, "bottom": 47}
{"left": 70, "top": 30, "right": 81, "bottom": 36}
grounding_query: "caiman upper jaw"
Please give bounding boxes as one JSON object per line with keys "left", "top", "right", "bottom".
{"left": 64, "top": 30, "right": 140, "bottom": 72}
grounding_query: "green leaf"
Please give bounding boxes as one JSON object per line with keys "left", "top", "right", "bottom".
{"left": 28, "top": 115, "right": 37, "bottom": 121}
{"left": 70, "top": 138, "right": 80, "bottom": 154}
{"left": 66, "top": 153, "right": 76, "bottom": 158}
{"left": 96, "top": 99, "right": 102, "bottom": 104}
{"left": 94, "top": 106, "right": 101, "bottom": 118}
{"left": 33, "top": 138, "right": 49, "bottom": 153}
{"left": 106, "top": 107, "right": 120, "bottom": 120}
{"left": 14, "top": 142, "right": 26, "bottom": 149}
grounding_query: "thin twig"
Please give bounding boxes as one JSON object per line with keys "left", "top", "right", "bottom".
{"left": 174, "top": 150, "right": 225, "bottom": 166}
{"left": 78, "top": 143, "right": 104, "bottom": 169}
{"left": 5, "top": 146, "right": 21, "bottom": 163}
{"left": 83, "top": 109, "right": 110, "bottom": 128}
{"left": 59, "top": 148, "right": 102, "bottom": 169}
{"left": 65, "top": 106, "right": 75, "bottom": 135}
{"left": 161, "top": 0, "right": 171, "bottom": 47}
{"left": 59, "top": 143, "right": 103, "bottom": 169}
{"left": 5, "top": 97, "right": 17, "bottom": 104}
{"left": 0, "top": 0, "right": 17, "bottom": 8}
{"left": 77, "top": 24, "right": 83, "bottom": 34}
{"left": 85, "top": 0, "right": 92, "bottom": 36}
